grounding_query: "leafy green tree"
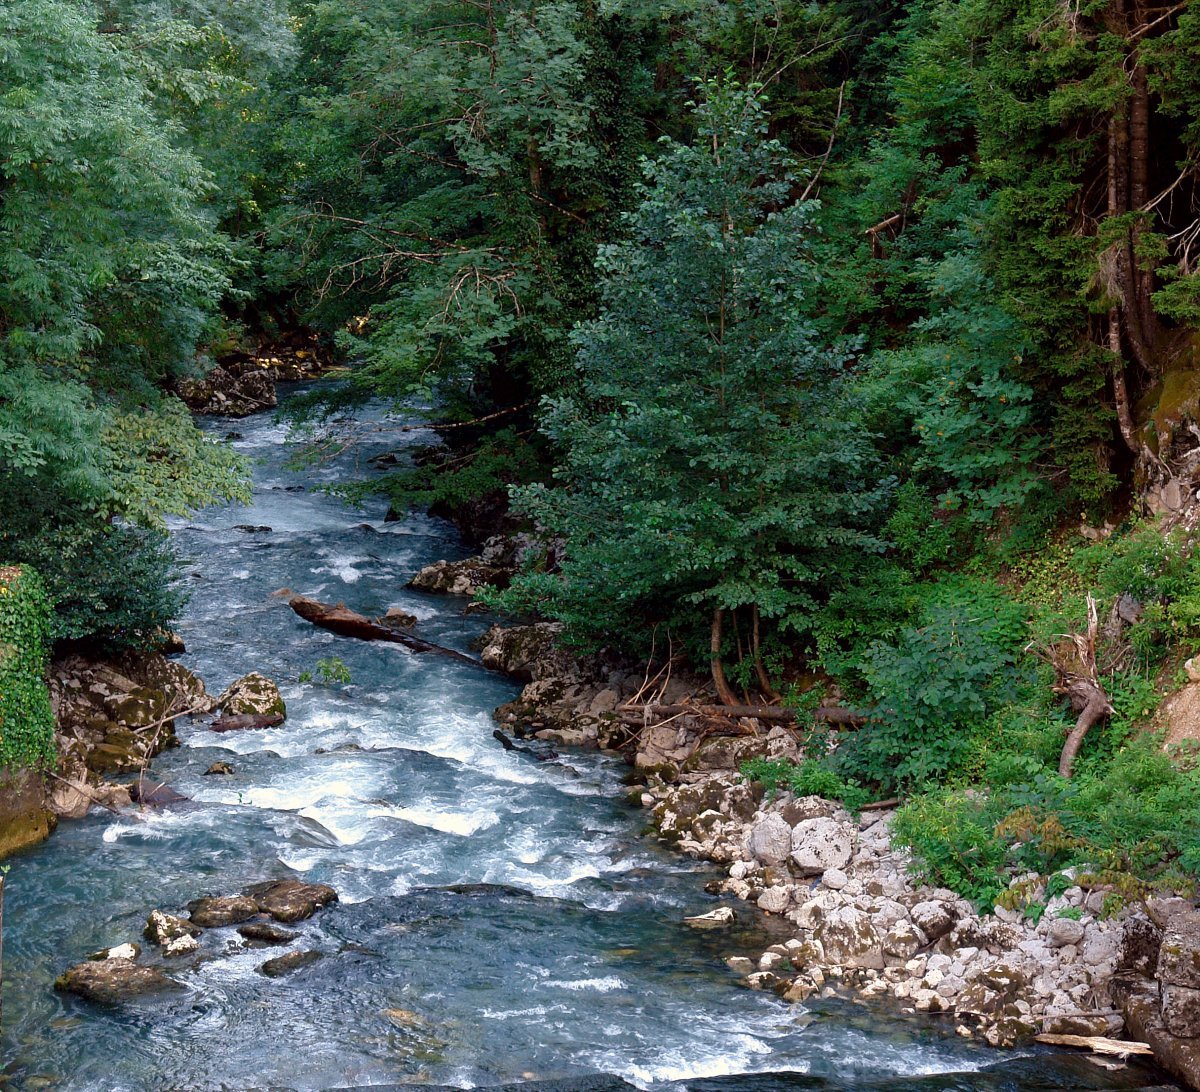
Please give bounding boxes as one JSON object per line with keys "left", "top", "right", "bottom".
{"left": 0, "top": 0, "right": 250, "bottom": 645}
{"left": 505, "top": 85, "right": 888, "bottom": 700}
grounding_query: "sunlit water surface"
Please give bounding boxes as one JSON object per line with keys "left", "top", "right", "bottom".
{"left": 0, "top": 390, "right": 1176, "bottom": 1091}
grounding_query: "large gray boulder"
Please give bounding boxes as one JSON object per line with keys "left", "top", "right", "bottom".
{"left": 747, "top": 813, "right": 793, "bottom": 866}
{"left": 789, "top": 817, "right": 854, "bottom": 876}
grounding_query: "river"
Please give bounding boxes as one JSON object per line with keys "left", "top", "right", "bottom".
{"left": 0, "top": 389, "right": 1175, "bottom": 1090}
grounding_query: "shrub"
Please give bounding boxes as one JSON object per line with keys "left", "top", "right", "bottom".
{"left": 740, "top": 756, "right": 871, "bottom": 813}
{"left": 836, "top": 580, "right": 1027, "bottom": 792}
{"left": 891, "top": 789, "right": 1008, "bottom": 909}
{"left": 4, "top": 522, "right": 186, "bottom": 651}
{"left": 0, "top": 566, "right": 58, "bottom": 770}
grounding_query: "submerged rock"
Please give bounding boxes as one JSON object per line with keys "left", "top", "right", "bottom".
{"left": 238, "top": 922, "right": 297, "bottom": 947}
{"left": 209, "top": 713, "right": 285, "bottom": 733}
{"left": 188, "top": 895, "right": 259, "bottom": 928}
{"left": 216, "top": 673, "right": 286, "bottom": 719}
{"left": 128, "top": 781, "right": 188, "bottom": 807}
{"left": 54, "top": 959, "right": 183, "bottom": 1004}
{"left": 246, "top": 879, "right": 338, "bottom": 923}
{"left": 258, "top": 949, "right": 323, "bottom": 978}
{"left": 492, "top": 729, "right": 559, "bottom": 762}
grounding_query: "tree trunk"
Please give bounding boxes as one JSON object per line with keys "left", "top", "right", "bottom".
{"left": 1130, "top": 60, "right": 1158, "bottom": 340}
{"left": 750, "top": 605, "right": 780, "bottom": 701}
{"left": 1110, "top": 308, "right": 1142, "bottom": 457}
{"left": 710, "top": 609, "right": 739, "bottom": 707}
{"left": 1058, "top": 680, "right": 1114, "bottom": 778}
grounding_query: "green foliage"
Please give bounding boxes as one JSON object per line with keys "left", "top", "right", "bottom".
{"left": 0, "top": 567, "right": 58, "bottom": 770}
{"left": 891, "top": 790, "right": 1009, "bottom": 909}
{"left": 837, "top": 580, "right": 1028, "bottom": 792}
{"left": 892, "top": 721, "right": 1200, "bottom": 907}
{"left": 299, "top": 656, "right": 352, "bottom": 685}
{"left": 740, "top": 756, "right": 870, "bottom": 814}
{"left": 0, "top": 0, "right": 254, "bottom": 652}
{"left": 372, "top": 429, "right": 545, "bottom": 524}
{"left": 503, "top": 85, "right": 887, "bottom": 658}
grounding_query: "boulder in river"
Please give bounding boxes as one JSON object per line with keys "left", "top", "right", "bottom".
{"left": 177, "top": 360, "right": 278, "bottom": 417}
{"left": 216, "top": 673, "right": 286, "bottom": 719}
{"left": 204, "top": 761, "right": 235, "bottom": 775}
{"left": 55, "top": 958, "right": 184, "bottom": 1004}
{"left": 258, "top": 949, "right": 324, "bottom": 978}
{"left": 145, "top": 910, "right": 202, "bottom": 956}
{"left": 246, "top": 879, "right": 338, "bottom": 923}
{"left": 188, "top": 895, "right": 259, "bottom": 928}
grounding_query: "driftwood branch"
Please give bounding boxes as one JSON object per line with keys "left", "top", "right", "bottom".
{"left": 1028, "top": 594, "right": 1115, "bottom": 778}
{"left": 1034, "top": 1033, "right": 1152, "bottom": 1057}
{"left": 288, "top": 595, "right": 483, "bottom": 667}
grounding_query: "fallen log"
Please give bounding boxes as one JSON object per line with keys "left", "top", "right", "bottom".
{"left": 210, "top": 713, "right": 286, "bottom": 733}
{"left": 1034, "top": 1033, "right": 1153, "bottom": 1057}
{"left": 617, "top": 703, "right": 865, "bottom": 726}
{"left": 287, "top": 595, "right": 482, "bottom": 667}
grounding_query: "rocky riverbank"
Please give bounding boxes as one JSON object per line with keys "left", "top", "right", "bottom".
{"left": 0, "top": 650, "right": 287, "bottom": 861}
{"left": 408, "top": 538, "right": 1200, "bottom": 1088}
{"left": 178, "top": 334, "right": 334, "bottom": 417}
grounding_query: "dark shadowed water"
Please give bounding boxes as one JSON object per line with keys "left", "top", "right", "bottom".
{"left": 0, "top": 390, "right": 1177, "bottom": 1090}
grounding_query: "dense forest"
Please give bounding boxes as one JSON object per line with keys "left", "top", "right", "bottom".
{"left": 5, "top": 0, "right": 1200, "bottom": 905}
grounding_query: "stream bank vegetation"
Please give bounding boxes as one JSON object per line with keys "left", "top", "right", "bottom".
{"left": 4, "top": 0, "right": 1200, "bottom": 914}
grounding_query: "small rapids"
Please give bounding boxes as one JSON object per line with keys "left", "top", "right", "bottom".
{"left": 0, "top": 390, "right": 1174, "bottom": 1091}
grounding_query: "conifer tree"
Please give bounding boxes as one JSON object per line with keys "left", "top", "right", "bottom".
{"left": 508, "top": 85, "right": 887, "bottom": 699}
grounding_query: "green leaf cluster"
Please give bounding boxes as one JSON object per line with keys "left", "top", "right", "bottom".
{"left": 0, "top": 567, "right": 57, "bottom": 770}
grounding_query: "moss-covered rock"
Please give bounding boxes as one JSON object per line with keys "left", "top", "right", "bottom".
{"left": 0, "top": 768, "right": 56, "bottom": 858}
{"left": 216, "top": 672, "right": 286, "bottom": 719}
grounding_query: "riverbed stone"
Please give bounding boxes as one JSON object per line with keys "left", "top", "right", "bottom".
{"left": 814, "top": 906, "right": 883, "bottom": 970}
{"left": 246, "top": 879, "right": 338, "bottom": 922}
{"left": 216, "top": 673, "right": 286, "bottom": 719}
{"left": 1162, "top": 985, "right": 1200, "bottom": 1038}
{"left": 1159, "top": 910, "right": 1200, "bottom": 989}
{"left": 1046, "top": 916, "right": 1086, "bottom": 948}
{"left": 188, "top": 895, "right": 259, "bottom": 928}
{"left": 684, "top": 907, "right": 736, "bottom": 930}
{"left": 258, "top": 950, "right": 324, "bottom": 978}
{"left": 55, "top": 959, "right": 184, "bottom": 1004}
{"left": 910, "top": 900, "right": 958, "bottom": 943}
{"left": 757, "top": 885, "right": 791, "bottom": 914}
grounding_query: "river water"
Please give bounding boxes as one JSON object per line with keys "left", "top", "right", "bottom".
{"left": 0, "top": 391, "right": 1176, "bottom": 1090}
